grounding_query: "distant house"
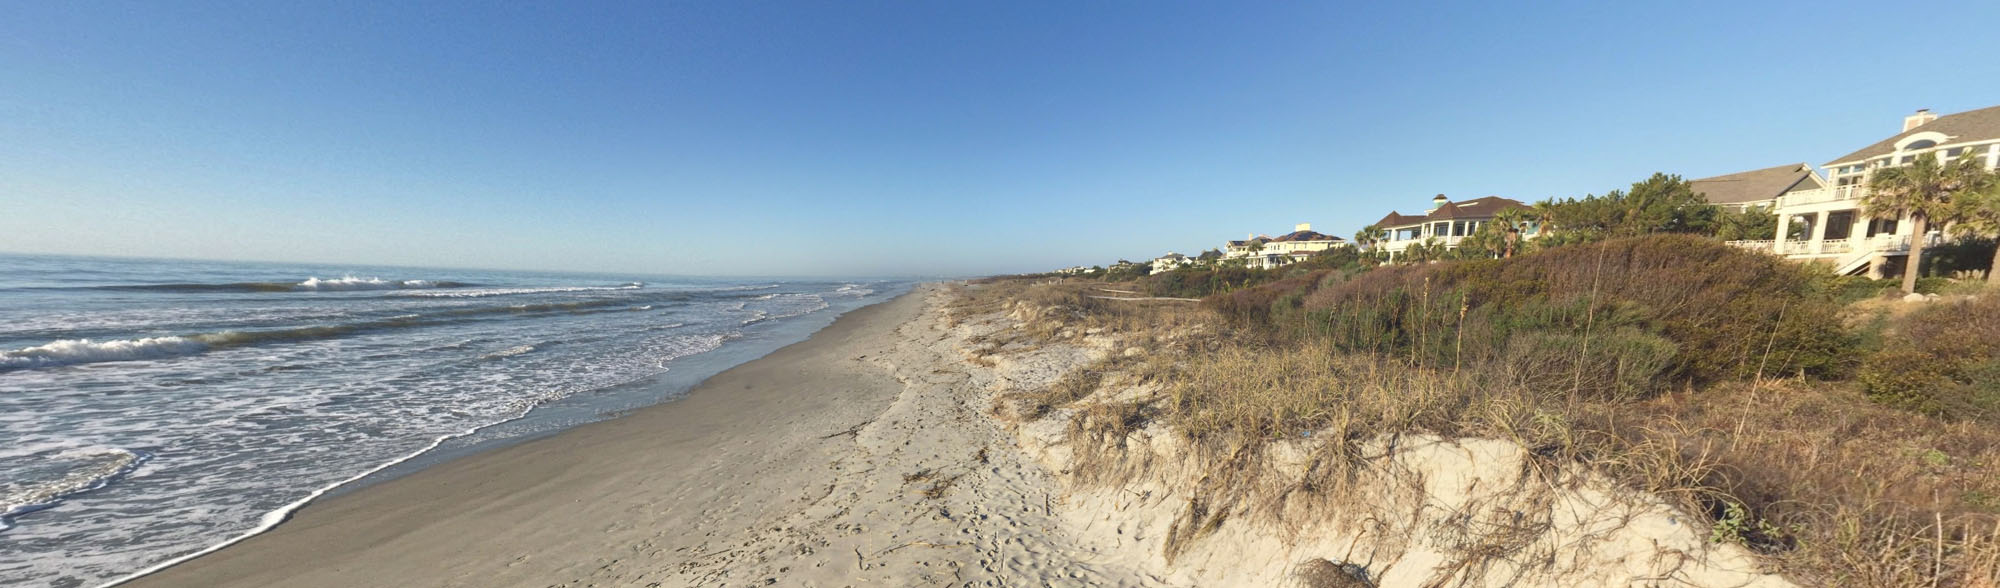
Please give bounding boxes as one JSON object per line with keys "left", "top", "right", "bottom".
{"left": 1224, "top": 224, "right": 1347, "bottom": 270}
{"left": 1149, "top": 253, "right": 1193, "bottom": 274}
{"left": 1729, "top": 105, "right": 2000, "bottom": 276}
{"left": 1689, "top": 163, "right": 1826, "bottom": 212}
{"left": 1372, "top": 195, "right": 1532, "bottom": 261}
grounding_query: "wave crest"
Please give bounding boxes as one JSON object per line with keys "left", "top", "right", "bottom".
{"left": 0, "top": 337, "right": 209, "bottom": 371}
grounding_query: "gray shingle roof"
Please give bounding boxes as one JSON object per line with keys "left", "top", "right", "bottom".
{"left": 1826, "top": 105, "right": 2000, "bottom": 166}
{"left": 1374, "top": 196, "right": 1528, "bottom": 228}
{"left": 1427, "top": 196, "right": 1529, "bottom": 220}
{"left": 1270, "top": 230, "right": 1343, "bottom": 243}
{"left": 1689, "top": 163, "right": 1821, "bottom": 205}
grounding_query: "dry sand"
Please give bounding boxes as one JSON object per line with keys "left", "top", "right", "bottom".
{"left": 125, "top": 284, "right": 1162, "bottom": 588}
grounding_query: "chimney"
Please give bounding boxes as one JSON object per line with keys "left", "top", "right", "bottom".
{"left": 1294, "top": 223, "right": 1311, "bottom": 232}
{"left": 1903, "top": 108, "right": 1937, "bottom": 132}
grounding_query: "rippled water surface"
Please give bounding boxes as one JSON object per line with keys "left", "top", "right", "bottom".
{"left": 0, "top": 254, "right": 906, "bottom": 587}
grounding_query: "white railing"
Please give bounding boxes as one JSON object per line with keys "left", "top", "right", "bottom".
{"left": 1777, "top": 186, "right": 1869, "bottom": 208}
{"left": 1778, "top": 240, "right": 1814, "bottom": 255}
{"left": 1725, "top": 240, "right": 1773, "bottom": 252}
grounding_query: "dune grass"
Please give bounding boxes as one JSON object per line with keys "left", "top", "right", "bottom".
{"left": 952, "top": 237, "right": 2000, "bottom": 586}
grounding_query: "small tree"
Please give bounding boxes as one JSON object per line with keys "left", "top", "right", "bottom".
{"left": 1716, "top": 205, "right": 1779, "bottom": 241}
{"left": 1492, "top": 208, "right": 1532, "bottom": 258}
{"left": 1863, "top": 152, "right": 1993, "bottom": 292}
{"left": 1947, "top": 175, "right": 2000, "bottom": 283}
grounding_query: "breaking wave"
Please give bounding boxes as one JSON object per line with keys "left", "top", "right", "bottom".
{"left": 0, "top": 337, "right": 209, "bottom": 370}
{"left": 0, "top": 301, "right": 650, "bottom": 372}
{"left": 395, "top": 283, "right": 644, "bottom": 298}
{"left": 93, "top": 277, "right": 472, "bottom": 293}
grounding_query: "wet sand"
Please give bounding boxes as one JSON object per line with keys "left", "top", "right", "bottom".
{"left": 124, "top": 284, "right": 1153, "bottom": 588}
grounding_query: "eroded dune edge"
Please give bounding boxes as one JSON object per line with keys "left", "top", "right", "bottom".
{"left": 926, "top": 282, "right": 1793, "bottom": 588}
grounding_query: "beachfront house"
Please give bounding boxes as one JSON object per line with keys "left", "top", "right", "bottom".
{"left": 1149, "top": 253, "right": 1193, "bottom": 274}
{"left": 1728, "top": 105, "right": 2000, "bottom": 277}
{"left": 1689, "top": 163, "right": 1827, "bottom": 212}
{"left": 1223, "top": 224, "right": 1347, "bottom": 270}
{"left": 1371, "top": 195, "right": 1532, "bottom": 261}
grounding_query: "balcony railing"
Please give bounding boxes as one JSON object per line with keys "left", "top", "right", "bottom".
{"left": 1778, "top": 186, "right": 1869, "bottom": 208}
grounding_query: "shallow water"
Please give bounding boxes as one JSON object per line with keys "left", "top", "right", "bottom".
{"left": 0, "top": 254, "right": 907, "bottom": 587}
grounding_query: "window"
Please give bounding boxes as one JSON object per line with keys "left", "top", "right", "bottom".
{"left": 1825, "top": 211, "right": 1855, "bottom": 240}
{"left": 1905, "top": 139, "right": 1937, "bottom": 150}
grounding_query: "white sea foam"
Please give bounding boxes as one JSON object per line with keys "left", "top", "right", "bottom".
{"left": 295, "top": 276, "right": 439, "bottom": 291}
{"left": 394, "top": 284, "right": 642, "bottom": 298}
{"left": 0, "top": 337, "right": 209, "bottom": 371}
{"left": 92, "top": 330, "right": 736, "bottom": 588}
{"left": 0, "top": 448, "right": 145, "bottom": 526}
{"left": 480, "top": 344, "right": 538, "bottom": 360}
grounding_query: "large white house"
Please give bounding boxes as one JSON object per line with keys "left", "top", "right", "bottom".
{"left": 1731, "top": 105, "right": 2000, "bottom": 277}
{"left": 1370, "top": 195, "right": 1532, "bottom": 261}
{"left": 1223, "top": 223, "right": 1348, "bottom": 270}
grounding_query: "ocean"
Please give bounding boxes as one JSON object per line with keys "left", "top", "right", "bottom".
{"left": 0, "top": 254, "right": 909, "bottom": 587}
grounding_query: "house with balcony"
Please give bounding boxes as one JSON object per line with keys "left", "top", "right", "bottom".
{"left": 1149, "top": 252, "right": 1193, "bottom": 274}
{"left": 1372, "top": 195, "right": 1532, "bottom": 261}
{"left": 1732, "top": 105, "right": 2000, "bottom": 277}
{"left": 1224, "top": 223, "right": 1347, "bottom": 270}
{"left": 1689, "top": 163, "right": 1827, "bottom": 212}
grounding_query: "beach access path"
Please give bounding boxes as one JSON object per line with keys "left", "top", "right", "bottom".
{"left": 125, "top": 284, "right": 1164, "bottom": 588}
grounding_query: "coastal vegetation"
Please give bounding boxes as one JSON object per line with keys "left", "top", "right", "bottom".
{"left": 973, "top": 231, "right": 2000, "bottom": 586}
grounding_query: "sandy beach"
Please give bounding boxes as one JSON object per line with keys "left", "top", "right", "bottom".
{"left": 122, "top": 284, "right": 1155, "bottom": 588}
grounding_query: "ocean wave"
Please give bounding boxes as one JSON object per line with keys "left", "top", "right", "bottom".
{"left": 741, "top": 296, "right": 831, "bottom": 325}
{"left": 0, "top": 300, "right": 643, "bottom": 371}
{"left": 394, "top": 283, "right": 643, "bottom": 298}
{"left": 828, "top": 284, "right": 875, "bottom": 297}
{"left": 0, "top": 337, "right": 209, "bottom": 370}
{"left": 295, "top": 276, "right": 446, "bottom": 291}
{"left": 92, "top": 277, "right": 472, "bottom": 293}
{"left": 0, "top": 448, "right": 146, "bottom": 528}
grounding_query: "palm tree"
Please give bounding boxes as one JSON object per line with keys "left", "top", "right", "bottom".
{"left": 1948, "top": 175, "right": 2000, "bottom": 283}
{"left": 1492, "top": 208, "right": 1531, "bottom": 258}
{"left": 1863, "top": 151, "right": 1993, "bottom": 293}
{"left": 1353, "top": 225, "right": 1385, "bottom": 250}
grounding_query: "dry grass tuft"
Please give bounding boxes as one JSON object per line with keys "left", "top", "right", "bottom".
{"left": 955, "top": 266, "right": 2000, "bottom": 586}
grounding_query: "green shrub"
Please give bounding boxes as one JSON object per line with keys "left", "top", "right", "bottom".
{"left": 1857, "top": 349, "right": 1955, "bottom": 415}
{"left": 1503, "top": 326, "right": 1678, "bottom": 401}
{"left": 1826, "top": 275, "right": 1900, "bottom": 304}
{"left": 1914, "top": 276, "right": 1953, "bottom": 295}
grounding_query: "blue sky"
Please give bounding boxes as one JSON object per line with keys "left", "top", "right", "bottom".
{"left": 3, "top": 1, "right": 1998, "bottom": 277}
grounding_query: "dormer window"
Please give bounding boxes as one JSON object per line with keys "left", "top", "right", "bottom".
{"left": 1904, "top": 139, "right": 1937, "bottom": 150}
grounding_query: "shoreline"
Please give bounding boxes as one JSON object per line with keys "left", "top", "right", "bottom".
{"left": 119, "top": 285, "right": 939, "bottom": 587}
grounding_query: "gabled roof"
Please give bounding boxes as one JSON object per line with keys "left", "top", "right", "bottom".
{"left": 1826, "top": 104, "right": 2000, "bottom": 166}
{"left": 1689, "top": 163, "right": 1822, "bottom": 205}
{"left": 1428, "top": 196, "right": 1529, "bottom": 220}
{"left": 1374, "top": 196, "right": 1529, "bottom": 229}
{"left": 1373, "top": 212, "right": 1423, "bottom": 228}
{"left": 1270, "top": 230, "right": 1343, "bottom": 243}
{"left": 1226, "top": 235, "right": 1272, "bottom": 247}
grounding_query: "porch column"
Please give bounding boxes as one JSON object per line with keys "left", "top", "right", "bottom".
{"left": 1773, "top": 213, "right": 1791, "bottom": 244}
{"left": 1809, "top": 211, "right": 1829, "bottom": 255}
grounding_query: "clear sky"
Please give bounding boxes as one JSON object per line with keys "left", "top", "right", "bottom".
{"left": 4, "top": 1, "right": 1998, "bottom": 277}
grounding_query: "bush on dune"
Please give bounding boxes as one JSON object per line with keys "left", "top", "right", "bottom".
{"left": 1205, "top": 235, "right": 1852, "bottom": 398}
